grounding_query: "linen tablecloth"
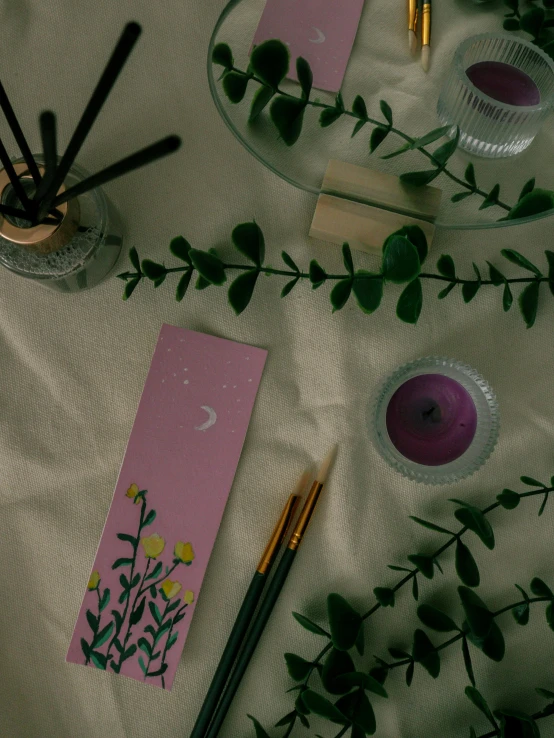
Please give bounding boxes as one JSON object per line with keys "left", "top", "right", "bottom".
{"left": 2, "top": 1, "right": 554, "bottom": 736}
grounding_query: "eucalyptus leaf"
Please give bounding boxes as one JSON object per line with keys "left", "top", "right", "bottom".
{"left": 465, "top": 162, "right": 476, "bottom": 187}
{"left": 479, "top": 183, "right": 500, "bottom": 210}
{"left": 212, "top": 43, "right": 234, "bottom": 69}
{"left": 228, "top": 270, "right": 259, "bottom": 315}
{"left": 284, "top": 653, "right": 313, "bottom": 681}
{"left": 301, "top": 690, "right": 347, "bottom": 724}
{"left": 462, "top": 281, "right": 480, "bottom": 303}
{"left": 519, "top": 178, "right": 536, "bottom": 201}
{"left": 319, "top": 107, "right": 343, "bottom": 127}
{"left": 353, "top": 272, "right": 383, "bottom": 313}
{"left": 123, "top": 278, "right": 140, "bottom": 300}
{"left": 452, "top": 192, "right": 473, "bottom": 203}
{"left": 507, "top": 188, "right": 554, "bottom": 220}
{"left": 292, "top": 612, "right": 328, "bottom": 636}
{"left": 222, "top": 71, "right": 249, "bottom": 103}
{"left": 374, "top": 587, "right": 395, "bottom": 608}
{"left": 437, "top": 254, "right": 456, "bottom": 279}
{"left": 250, "top": 39, "right": 290, "bottom": 89}
{"left": 321, "top": 649, "right": 356, "bottom": 695}
{"left": 406, "top": 661, "right": 415, "bottom": 687}
{"left": 530, "top": 577, "right": 553, "bottom": 598}
{"left": 296, "top": 57, "right": 313, "bottom": 100}
{"left": 502, "top": 249, "right": 542, "bottom": 276}
{"left": 513, "top": 601, "right": 530, "bottom": 626}
{"left": 433, "top": 128, "right": 460, "bottom": 166}
{"left": 438, "top": 283, "right": 456, "bottom": 300}
{"left": 352, "top": 119, "right": 367, "bottom": 137}
{"left": 400, "top": 169, "right": 441, "bottom": 187}
{"left": 355, "top": 622, "right": 365, "bottom": 657}
{"left": 452, "top": 501, "right": 495, "bottom": 550}
{"left": 176, "top": 271, "right": 192, "bottom": 302}
{"left": 270, "top": 96, "right": 306, "bottom": 146}
{"left": 381, "top": 143, "right": 410, "bottom": 160}
{"left": 380, "top": 100, "right": 393, "bottom": 126}
{"left": 330, "top": 279, "right": 353, "bottom": 312}
{"left": 370, "top": 126, "right": 389, "bottom": 153}
{"left": 409, "top": 125, "right": 452, "bottom": 150}
{"left": 232, "top": 221, "right": 265, "bottom": 266}
{"left": 503, "top": 282, "right": 513, "bottom": 312}
{"left": 412, "top": 629, "right": 440, "bottom": 678}
{"left": 169, "top": 236, "right": 191, "bottom": 263}
{"left": 465, "top": 686, "right": 495, "bottom": 724}
{"left": 129, "top": 246, "right": 141, "bottom": 271}
{"left": 409, "top": 516, "right": 452, "bottom": 535}
{"left": 247, "top": 715, "right": 271, "bottom": 738}
{"left": 462, "top": 637, "right": 476, "bottom": 687}
{"left": 382, "top": 236, "right": 421, "bottom": 284}
{"left": 342, "top": 243, "right": 354, "bottom": 274}
{"left": 250, "top": 85, "right": 274, "bottom": 122}
{"left": 504, "top": 17, "right": 521, "bottom": 30}
{"left": 521, "top": 476, "right": 545, "bottom": 487}
{"left": 335, "top": 672, "right": 388, "bottom": 699}
{"left": 536, "top": 687, "right": 554, "bottom": 698}
{"left": 141, "top": 260, "right": 166, "bottom": 281}
{"left": 352, "top": 95, "right": 368, "bottom": 120}
{"left": 456, "top": 539, "right": 480, "bottom": 588}
{"left": 397, "top": 278, "right": 423, "bottom": 324}
{"left": 396, "top": 225, "right": 428, "bottom": 264}
{"left": 458, "top": 586, "right": 493, "bottom": 638}
{"left": 327, "top": 593, "right": 362, "bottom": 651}
{"left": 189, "top": 250, "right": 226, "bottom": 285}
{"left": 281, "top": 250, "right": 299, "bottom": 273}
{"left": 487, "top": 262, "right": 506, "bottom": 286}
{"left": 519, "top": 281, "right": 540, "bottom": 328}
{"left": 309, "top": 260, "right": 327, "bottom": 288}
{"left": 408, "top": 554, "right": 435, "bottom": 580}
{"left": 418, "top": 604, "right": 458, "bottom": 632}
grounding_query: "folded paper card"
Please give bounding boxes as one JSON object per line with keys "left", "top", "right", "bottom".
{"left": 252, "top": 0, "right": 366, "bottom": 93}
{"left": 67, "top": 325, "right": 267, "bottom": 689}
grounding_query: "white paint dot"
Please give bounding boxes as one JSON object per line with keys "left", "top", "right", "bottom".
{"left": 245, "top": 357, "right": 250, "bottom": 361}
{"left": 184, "top": 368, "right": 188, "bottom": 372}
{"left": 223, "top": 385, "right": 227, "bottom": 389}
{"left": 248, "top": 379, "right": 252, "bottom": 383}
{"left": 167, "top": 348, "right": 171, "bottom": 352}
{"left": 184, "top": 380, "right": 189, "bottom": 385}
{"left": 173, "top": 373, "right": 177, "bottom": 377}
{"left": 161, "top": 379, "right": 165, "bottom": 383}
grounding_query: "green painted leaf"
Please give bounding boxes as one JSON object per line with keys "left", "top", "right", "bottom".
{"left": 322, "top": 648, "right": 356, "bottom": 695}
{"left": 250, "top": 39, "right": 290, "bottom": 89}
{"left": 455, "top": 539, "right": 480, "bottom": 588}
{"left": 438, "top": 282, "right": 456, "bottom": 300}
{"left": 382, "top": 236, "right": 421, "bottom": 284}
{"left": 270, "top": 96, "right": 306, "bottom": 146}
{"left": 487, "top": 262, "right": 505, "bottom": 286}
{"left": 409, "top": 125, "right": 452, "bottom": 150}
{"left": 520, "top": 6, "right": 545, "bottom": 36}
{"left": 80, "top": 638, "right": 90, "bottom": 660}
{"left": 112, "top": 558, "right": 133, "bottom": 569}
{"left": 131, "top": 573, "right": 140, "bottom": 587}
{"left": 222, "top": 71, "right": 249, "bottom": 103}
{"left": 502, "top": 249, "right": 542, "bottom": 276}
{"left": 479, "top": 183, "right": 501, "bottom": 210}
{"left": 507, "top": 188, "right": 554, "bottom": 220}
{"left": 91, "top": 651, "right": 107, "bottom": 670}
{"left": 519, "top": 281, "right": 540, "bottom": 328}
{"left": 309, "top": 260, "right": 327, "bottom": 288}
{"left": 149, "top": 601, "right": 162, "bottom": 626}
{"left": 437, "top": 254, "right": 456, "bottom": 279}
{"left": 301, "top": 690, "right": 347, "bottom": 724}
{"left": 397, "top": 278, "right": 423, "bottom": 324}
{"left": 123, "top": 277, "right": 140, "bottom": 300}
{"left": 465, "top": 163, "right": 476, "bottom": 187}
{"left": 99, "top": 589, "right": 110, "bottom": 612}
{"left": 130, "top": 596, "right": 146, "bottom": 626}
{"left": 465, "top": 686, "right": 495, "bottom": 724}
{"left": 169, "top": 236, "right": 191, "bottom": 263}
{"left": 374, "top": 587, "right": 395, "bottom": 607}
{"left": 327, "top": 593, "right": 362, "bottom": 651}
{"left": 462, "top": 281, "right": 480, "bottom": 303}
{"left": 212, "top": 43, "right": 233, "bottom": 69}
{"left": 380, "top": 100, "right": 393, "bottom": 126}
{"left": 409, "top": 516, "right": 452, "bottom": 535}
{"left": 519, "top": 178, "right": 536, "bottom": 201}
{"left": 247, "top": 715, "right": 271, "bottom": 738}
{"left": 407, "top": 554, "right": 435, "bottom": 579}
{"left": 319, "top": 107, "right": 343, "bottom": 127}
{"left": 281, "top": 277, "right": 299, "bottom": 298}
{"left": 462, "top": 637, "right": 476, "bottom": 687}
{"left": 296, "top": 57, "right": 312, "bottom": 99}
{"left": 400, "top": 169, "right": 440, "bottom": 187}
{"left": 189, "top": 250, "right": 226, "bottom": 285}
{"left": 453, "top": 502, "right": 495, "bottom": 549}
{"left": 146, "top": 561, "right": 163, "bottom": 581}
{"left": 249, "top": 85, "right": 274, "bottom": 122}
{"left": 370, "top": 126, "right": 389, "bottom": 153}
{"left": 232, "top": 222, "right": 265, "bottom": 266}
{"left": 330, "top": 279, "right": 352, "bottom": 312}
{"left": 111, "top": 609, "right": 123, "bottom": 632}
{"left": 352, "top": 272, "right": 383, "bottom": 313}
{"left": 141, "top": 260, "right": 166, "bottom": 281}
{"left": 93, "top": 622, "right": 113, "bottom": 649}
{"left": 497, "top": 489, "right": 520, "bottom": 510}
{"left": 412, "top": 629, "right": 440, "bottom": 678}
{"left": 458, "top": 587, "right": 493, "bottom": 638}
{"left": 138, "top": 656, "right": 147, "bottom": 675}
{"left": 147, "top": 664, "right": 168, "bottom": 678}
{"left": 86, "top": 610, "right": 98, "bottom": 633}
{"left": 417, "top": 604, "right": 458, "bottom": 632}
{"left": 143, "top": 509, "right": 156, "bottom": 527}
{"left": 292, "top": 612, "right": 328, "bottom": 636}
{"left": 284, "top": 653, "right": 312, "bottom": 681}
{"left": 452, "top": 191, "right": 473, "bottom": 203}
{"left": 503, "top": 282, "right": 513, "bottom": 312}
{"left": 530, "top": 577, "right": 553, "bottom": 598}
{"left": 118, "top": 589, "right": 128, "bottom": 604}
{"left": 281, "top": 250, "right": 299, "bottom": 273}
{"left": 138, "top": 637, "right": 152, "bottom": 656}
{"left": 352, "top": 94, "right": 368, "bottom": 120}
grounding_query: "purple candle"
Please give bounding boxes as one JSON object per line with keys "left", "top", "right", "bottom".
{"left": 466, "top": 61, "right": 541, "bottom": 106}
{"left": 386, "top": 374, "right": 477, "bottom": 466}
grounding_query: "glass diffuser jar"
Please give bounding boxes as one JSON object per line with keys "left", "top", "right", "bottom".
{"left": 0, "top": 156, "right": 122, "bottom": 292}
{"left": 369, "top": 357, "right": 500, "bottom": 485}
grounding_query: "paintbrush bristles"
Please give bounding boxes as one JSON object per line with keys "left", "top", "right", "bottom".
{"left": 316, "top": 445, "right": 338, "bottom": 484}
{"left": 409, "top": 30, "right": 417, "bottom": 55}
{"left": 422, "top": 46, "right": 430, "bottom": 73}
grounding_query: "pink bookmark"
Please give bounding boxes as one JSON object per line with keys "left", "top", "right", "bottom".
{"left": 252, "top": 0, "right": 366, "bottom": 93}
{"left": 67, "top": 325, "right": 267, "bottom": 690}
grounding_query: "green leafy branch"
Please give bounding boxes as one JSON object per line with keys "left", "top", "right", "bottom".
{"left": 466, "top": 683, "right": 554, "bottom": 737}
{"left": 158, "top": 602, "right": 189, "bottom": 689}
{"left": 212, "top": 39, "right": 554, "bottom": 220}
{"left": 251, "top": 476, "right": 553, "bottom": 737}
{"left": 118, "top": 221, "right": 554, "bottom": 328}
{"left": 503, "top": 0, "right": 554, "bottom": 52}
{"left": 80, "top": 580, "right": 112, "bottom": 669}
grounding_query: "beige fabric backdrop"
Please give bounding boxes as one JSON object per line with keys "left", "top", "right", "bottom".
{"left": 1, "top": 1, "right": 554, "bottom": 736}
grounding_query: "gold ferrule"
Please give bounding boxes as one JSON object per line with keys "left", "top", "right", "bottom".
{"left": 0, "top": 163, "right": 80, "bottom": 254}
{"left": 256, "top": 494, "right": 301, "bottom": 574}
{"left": 422, "top": 5, "right": 431, "bottom": 46}
{"left": 287, "top": 481, "right": 324, "bottom": 551}
{"left": 414, "top": 6, "right": 419, "bottom": 33}
{"left": 408, "top": 0, "right": 417, "bottom": 31}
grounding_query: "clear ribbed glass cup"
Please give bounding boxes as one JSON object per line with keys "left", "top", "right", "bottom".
{"left": 437, "top": 33, "right": 554, "bottom": 158}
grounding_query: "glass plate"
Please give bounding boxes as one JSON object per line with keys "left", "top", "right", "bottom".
{"left": 208, "top": 0, "right": 554, "bottom": 231}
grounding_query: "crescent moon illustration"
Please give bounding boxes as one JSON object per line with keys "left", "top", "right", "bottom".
{"left": 309, "top": 27, "right": 326, "bottom": 44}
{"left": 195, "top": 406, "right": 217, "bottom": 432}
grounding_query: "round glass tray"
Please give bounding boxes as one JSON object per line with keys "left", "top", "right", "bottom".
{"left": 208, "top": 0, "right": 554, "bottom": 231}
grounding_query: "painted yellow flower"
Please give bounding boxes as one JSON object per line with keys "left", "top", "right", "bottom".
{"left": 141, "top": 533, "right": 165, "bottom": 559}
{"left": 183, "top": 590, "right": 194, "bottom": 605}
{"left": 174, "top": 541, "right": 195, "bottom": 564}
{"left": 126, "top": 483, "right": 141, "bottom": 504}
{"left": 87, "top": 571, "right": 100, "bottom": 591}
{"left": 161, "top": 579, "right": 182, "bottom": 600}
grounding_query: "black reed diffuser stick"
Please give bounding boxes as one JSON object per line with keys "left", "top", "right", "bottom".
{"left": 0, "top": 81, "right": 42, "bottom": 186}
{"left": 36, "top": 22, "right": 142, "bottom": 216}
{"left": 0, "top": 138, "right": 33, "bottom": 217}
{"left": 38, "top": 111, "right": 57, "bottom": 195}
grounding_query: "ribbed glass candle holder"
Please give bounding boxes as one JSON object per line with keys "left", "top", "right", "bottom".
{"left": 437, "top": 33, "right": 554, "bottom": 158}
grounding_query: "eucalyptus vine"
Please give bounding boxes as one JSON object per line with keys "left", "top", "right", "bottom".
{"left": 118, "top": 221, "right": 554, "bottom": 329}
{"left": 211, "top": 39, "right": 554, "bottom": 221}
{"left": 244, "top": 475, "right": 554, "bottom": 738}
{"left": 503, "top": 0, "right": 554, "bottom": 51}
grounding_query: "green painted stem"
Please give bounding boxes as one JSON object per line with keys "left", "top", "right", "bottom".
{"left": 137, "top": 561, "right": 179, "bottom": 597}
{"left": 144, "top": 599, "right": 170, "bottom": 680}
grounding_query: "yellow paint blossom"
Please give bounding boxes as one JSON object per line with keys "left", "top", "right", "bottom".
{"left": 174, "top": 541, "right": 195, "bottom": 564}
{"left": 183, "top": 590, "right": 194, "bottom": 605}
{"left": 161, "top": 579, "right": 182, "bottom": 600}
{"left": 141, "top": 533, "right": 165, "bottom": 559}
{"left": 87, "top": 571, "right": 100, "bottom": 591}
{"left": 126, "top": 483, "right": 141, "bottom": 504}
